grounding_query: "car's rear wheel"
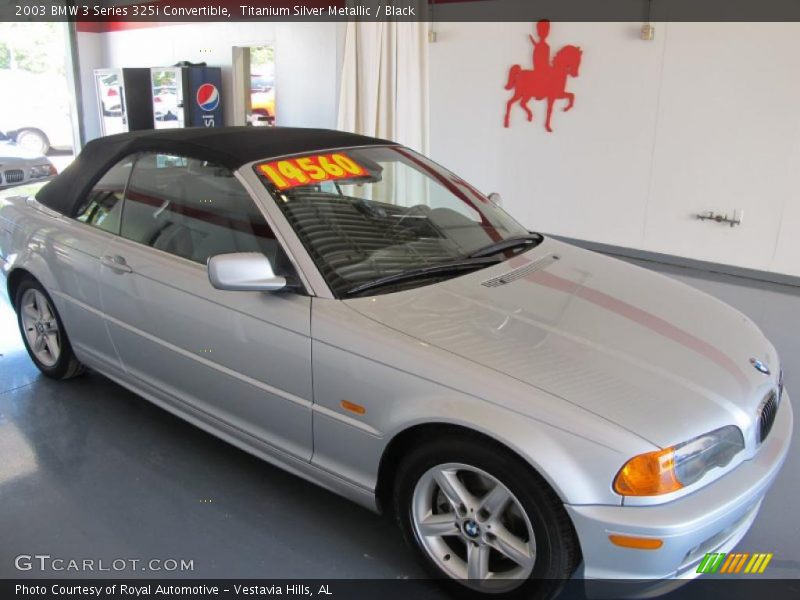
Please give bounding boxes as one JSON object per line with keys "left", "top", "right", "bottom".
{"left": 16, "top": 128, "right": 50, "bottom": 155}
{"left": 393, "top": 436, "right": 580, "bottom": 599}
{"left": 15, "top": 277, "right": 84, "bottom": 379}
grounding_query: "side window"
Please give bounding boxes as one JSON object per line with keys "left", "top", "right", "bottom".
{"left": 120, "top": 153, "right": 285, "bottom": 268}
{"left": 75, "top": 156, "right": 134, "bottom": 234}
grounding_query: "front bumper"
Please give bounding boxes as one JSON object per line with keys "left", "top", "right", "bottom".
{"left": 0, "top": 175, "right": 54, "bottom": 191}
{"left": 567, "top": 390, "right": 792, "bottom": 580}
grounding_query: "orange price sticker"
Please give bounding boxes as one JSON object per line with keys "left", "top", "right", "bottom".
{"left": 258, "top": 153, "right": 367, "bottom": 190}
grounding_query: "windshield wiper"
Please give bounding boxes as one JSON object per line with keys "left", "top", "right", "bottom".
{"left": 344, "top": 257, "right": 501, "bottom": 296}
{"left": 467, "top": 233, "right": 543, "bottom": 259}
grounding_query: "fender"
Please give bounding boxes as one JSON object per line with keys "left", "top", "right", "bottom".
{"left": 310, "top": 298, "right": 654, "bottom": 507}
{"left": 1, "top": 197, "right": 65, "bottom": 304}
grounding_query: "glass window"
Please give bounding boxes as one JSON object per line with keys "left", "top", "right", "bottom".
{"left": 255, "top": 146, "right": 532, "bottom": 297}
{"left": 75, "top": 156, "right": 134, "bottom": 234}
{"left": 120, "top": 153, "right": 286, "bottom": 268}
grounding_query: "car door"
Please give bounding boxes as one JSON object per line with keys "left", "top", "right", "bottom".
{"left": 46, "top": 155, "right": 134, "bottom": 371}
{"left": 98, "top": 152, "right": 313, "bottom": 460}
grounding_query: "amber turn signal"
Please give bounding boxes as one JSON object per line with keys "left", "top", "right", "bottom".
{"left": 613, "top": 447, "right": 683, "bottom": 496}
{"left": 340, "top": 400, "right": 366, "bottom": 415}
{"left": 608, "top": 534, "right": 664, "bottom": 550}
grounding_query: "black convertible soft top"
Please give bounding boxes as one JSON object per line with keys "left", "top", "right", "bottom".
{"left": 36, "top": 127, "right": 395, "bottom": 216}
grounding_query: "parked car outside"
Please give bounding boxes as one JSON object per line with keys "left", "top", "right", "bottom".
{"left": 0, "top": 70, "right": 75, "bottom": 154}
{"left": 0, "top": 128, "right": 791, "bottom": 599}
{"left": 0, "top": 131, "right": 57, "bottom": 190}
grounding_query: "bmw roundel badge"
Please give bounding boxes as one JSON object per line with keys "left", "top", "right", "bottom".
{"left": 750, "top": 358, "right": 771, "bottom": 375}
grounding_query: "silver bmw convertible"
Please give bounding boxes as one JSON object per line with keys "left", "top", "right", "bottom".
{"left": 0, "top": 128, "right": 792, "bottom": 598}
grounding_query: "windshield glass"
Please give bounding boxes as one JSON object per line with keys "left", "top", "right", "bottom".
{"left": 254, "top": 145, "right": 532, "bottom": 297}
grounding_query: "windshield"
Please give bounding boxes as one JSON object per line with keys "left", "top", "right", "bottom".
{"left": 255, "top": 145, "right": 533, "bottom": 297}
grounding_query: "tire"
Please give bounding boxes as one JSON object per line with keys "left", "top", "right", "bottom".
{"left": 393, "top": 434, "right": 580, "bottom": 600}
{"left": 16, "top": 128, "right": 50, "bottom": 155}
{"left": 15, "top": 277, "right": 85, "bottom": 380}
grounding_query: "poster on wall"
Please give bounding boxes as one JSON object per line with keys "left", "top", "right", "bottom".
{"left": 503, "top": 20, "right": 582, "bottom": 132}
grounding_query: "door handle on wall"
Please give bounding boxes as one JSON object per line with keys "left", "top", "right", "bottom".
{"left": 100, "top": 255, "right": 133, "bottom": 274}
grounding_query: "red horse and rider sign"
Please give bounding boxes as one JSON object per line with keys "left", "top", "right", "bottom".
{"left": 504, "top": 20, "right": 583, "bottom": 132}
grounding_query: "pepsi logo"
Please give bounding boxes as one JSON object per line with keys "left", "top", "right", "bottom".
{"left": 196, "top": 83, "right": 220, "bottom": 112}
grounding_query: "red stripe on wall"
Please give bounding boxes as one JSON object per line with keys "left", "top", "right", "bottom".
{"left": 77, "top": 0, "right": 343, "bottom": 32}
{"left": 75, "top": 0, "right": 480, "bottom": 33}
{"left": 76, "top": 21, "right": 168, "bottom": 33}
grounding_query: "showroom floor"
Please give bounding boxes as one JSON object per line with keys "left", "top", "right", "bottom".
{"left": 0, "top": 256, "right": 798, "bottom": 583}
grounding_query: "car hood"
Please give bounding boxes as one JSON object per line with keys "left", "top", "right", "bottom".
{"left": 345, "top": 238, "right": 779, "bottom": 447}
{"left": 0, "top": 141, "right": 42, "bottom": 161}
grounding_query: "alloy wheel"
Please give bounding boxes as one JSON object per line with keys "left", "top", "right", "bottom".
{"left": 20, "top": 288, "right": 61, "bottom": 367}
{"left": 411, "top": 462, "right": 537, "bottom": 592}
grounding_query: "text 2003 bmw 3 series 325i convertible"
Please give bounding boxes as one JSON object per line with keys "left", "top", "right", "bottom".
{"left": 0, "top": 128, "right": 792, "bottom": 599}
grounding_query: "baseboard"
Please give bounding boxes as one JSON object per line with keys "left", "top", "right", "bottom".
{"left": 549, "top": 234, "right": 800, "bottom": 290}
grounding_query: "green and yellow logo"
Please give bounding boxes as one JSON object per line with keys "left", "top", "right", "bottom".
{"left": 696, "top": 552, "right": 773, "bottom": 574}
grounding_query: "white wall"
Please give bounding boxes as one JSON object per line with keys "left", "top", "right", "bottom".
{"left": 78, "top": 21, "right": 341, "bottom": 139}
{"left": 429, "top": 22, "right": 800, "bottom": 277}
{"left": 75, "top": 21, "right": 800, "bottom": 278}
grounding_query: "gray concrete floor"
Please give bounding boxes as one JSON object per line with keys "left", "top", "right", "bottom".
{"left": 0, "top": 258, "right": 798, "bottom": 581}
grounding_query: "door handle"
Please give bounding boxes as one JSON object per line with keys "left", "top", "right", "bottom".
{"left": 100, "top": 254, "right": 133, "bottom": 274}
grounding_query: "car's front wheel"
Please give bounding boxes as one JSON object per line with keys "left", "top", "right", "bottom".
{"left": 15, "top": 277, "right": 85, "bottom": 379}
{"left": 394, "top": 435, "right": 580, "bottom": 599}
{"left": 16, "top": 128, "right": 50, "bottom": 155}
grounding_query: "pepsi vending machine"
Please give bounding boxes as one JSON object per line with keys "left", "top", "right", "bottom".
{"left": 150, "top": 65, "right": 223, "bottom": 129}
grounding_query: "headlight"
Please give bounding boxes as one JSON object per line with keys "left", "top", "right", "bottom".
{"left": 30, "top": 164, "right": 56, "bottom": 178}
{"left": 613, "top": 425, "right": 744, "bottom": 496}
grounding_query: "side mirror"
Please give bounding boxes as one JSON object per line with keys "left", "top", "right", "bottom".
{"left": 488, "top": 192, "right": 503, "bottom": 207}
{"left": 207, "top": 252, "right": 287, "bottom": 292}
